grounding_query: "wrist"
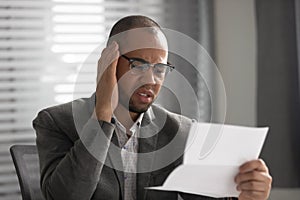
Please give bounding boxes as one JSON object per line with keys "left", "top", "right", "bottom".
{"left": 92, "top": 109, "right": 112, "bottom": 122}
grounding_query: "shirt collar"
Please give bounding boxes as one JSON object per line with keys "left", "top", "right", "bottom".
{"left": 113, "top": 113, "right": 144, "bottom": 136}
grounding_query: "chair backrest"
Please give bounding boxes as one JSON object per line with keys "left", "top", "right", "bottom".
{"left": 10, "top": 145, "right": 45, "bottom": 200}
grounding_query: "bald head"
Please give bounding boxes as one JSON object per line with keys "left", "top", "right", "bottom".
{"left": 108, "top": 15, "right": 161, "bottom": 39}
{"left": 107, "top": 15, "right": 168, "bottom": 55}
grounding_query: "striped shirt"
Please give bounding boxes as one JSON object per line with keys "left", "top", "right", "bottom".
{"left": 113, "top": 114, "right": 143, "bottom": 200}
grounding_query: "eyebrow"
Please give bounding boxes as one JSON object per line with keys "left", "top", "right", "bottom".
{"left": 129, "top": 57, "right": 150, "bottom": 63}
{"left": 122, "top": 55, "right": 173, "bottom": 68}
{"left": 123, "top": 55, "right": 169, "bottom": 65}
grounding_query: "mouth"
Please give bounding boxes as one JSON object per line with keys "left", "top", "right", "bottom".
{"left": 135, "top": 89, "right": 154, "bottom": 104}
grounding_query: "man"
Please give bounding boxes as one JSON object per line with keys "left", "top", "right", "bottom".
{"left": 33, "top": 15, "right": 272, "bottom": 200}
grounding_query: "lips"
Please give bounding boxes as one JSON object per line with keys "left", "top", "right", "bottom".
{"left": 134, "top": 88, "right": 154, "bottom": 103}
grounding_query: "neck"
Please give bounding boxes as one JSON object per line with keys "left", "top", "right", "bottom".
{"left": 114, "top": 104, "right": 140, "bottom": 131}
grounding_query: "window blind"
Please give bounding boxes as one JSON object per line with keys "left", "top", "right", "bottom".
{"left": 0, "top": 0, "right": 206, "bottom": 199}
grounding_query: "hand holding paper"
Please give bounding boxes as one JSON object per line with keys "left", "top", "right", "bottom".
{"left": 147, "top": 122, "right": 269, "bottom": 198}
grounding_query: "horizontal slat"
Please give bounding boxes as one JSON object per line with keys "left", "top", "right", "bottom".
{"left": 0, "top": 75, "right": 94, "bottom": 82}
{"left": 0, "top": 0, "right": 163, "bottom": 7}
{"left": 0, "top": 30, "right": 45, "bottom": 37}
{"left": 0, "top": 195, "right": 21, "bottom": 200}
{"left": 0, "top": 118, "right": 36, "bottom": 125}
{"left": 52, "top": 5, "right": 105, "bottom": 13}
{"left": 0, "top": 133, "right": 34, "bottom": 140}
{"left": 53, "top": 28, "right": 105, "bottom": 34}
{"left": 53, "top": 0, "right": 104, "bottom": 3}
{"left": 0, "top": 0, "right": 51, "bottom": 7}
{"left": 0, "top": 41, "right": 45, "bottom": 48}
{"left": 51, "top": 45, "right": 98, "bottom": 53}
{"left": 52, "top": 0, "right": 163, "bottom": 6}
{"left": 0, "top": 175, "right": 18, "bottom": 184}
{"left": 0, "top": 94, "right": 50, "bottom": 100}
{"left": 0, "top": 2, "right": 163, "bottom": 11}
{"left": 0, "top": 51, "right": 45, "bottom": 58}
{"left": 0, "top": 82, "right": 45, "bottom": 88}
{"left": 52, "top": 3, "right": 163, "bottom": 9}
{"left": 0, "top": 10, "right": 160, "bottom": 17}
{"left": 0, "top": 133, "right": 35, "bottom": 141}
{"left": 0, "top": 113, "right": 37, "bottom": 119}
{"left": 0, "top": 72, "right": 47, "bottom": 78}
{"left": 0, "top": 10, "right": 50, "bottom": 17}
{"left": 0, "top": 155, "right": 13, "bottom": 163}
{"left": 0, "top": 103, "right": 47, "bottom": 110}
{"left": 0, "top": 91, "right": 51, "bottom": 100}
{"left": 0, "top": 163, "right": 16, "bottom": 172}
{"left": 0, "top": 50, "right": 100, "bottom": 57}
{"left": 0, "top": 142, "right": 35, "bottom": 153}
{"left": 50, "top": 11, "right": 164, "bottom": 16}
{"left": 0, "top": 183, "right": 20, "bottom": 194}
{"left": 0, "top": 20, "right": 45, "bottom": 28}
{"left": 0, "top": 81, "right": 85, "bottom": 87}
{"left": 53, "top": 15, "right": 104, "bottom": 23}
{"left": 0, "top": 61, "right": 76, "bottom": 68}
{"left": 0, "top": 80, "right": 84, "bottom": 86}
{"left": 53, "top": 34, "right": 105, "bottom": 43}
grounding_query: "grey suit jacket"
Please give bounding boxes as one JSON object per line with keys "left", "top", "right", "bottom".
{"left": 33, "top": 94, "right": 235, "bottom": 200}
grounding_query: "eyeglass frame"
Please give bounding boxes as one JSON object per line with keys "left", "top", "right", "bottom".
{"left": 121, "top": 55, "right": 175, "bottom": 80}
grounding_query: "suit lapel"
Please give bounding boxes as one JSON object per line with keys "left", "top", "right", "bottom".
{"left": 107, "top": 131, "right": 125, "bottom": 199}
{"left": 72, "top": 94, "right": 125, "bottom": 198}
{"left": 137, "top": 107, "right": 159, "bottom": 200}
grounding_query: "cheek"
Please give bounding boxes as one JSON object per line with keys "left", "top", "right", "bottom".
{"left": 153, "top": 84, "right": 162, "bottom": 95}
{"left": 116, "top": 59, "right": 128, "bottom": 80}
{"left": 116, "top": 65, "right": 123, "bottom": 80}
{"left": 117, "top": 73, "right": 137, "bottom": 95}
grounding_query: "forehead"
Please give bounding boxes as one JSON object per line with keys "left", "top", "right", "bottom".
{"left": 118, "top": 27, "right": 168, "bottom": 54}
{"left": 125, "top": 48, "right": 168, "bottom": 62}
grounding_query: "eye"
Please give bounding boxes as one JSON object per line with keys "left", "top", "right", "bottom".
{"left": 154, "top": 64, "right": 167, "bottom": 74}
{"left": 131, "top": 61, "right": 149, "bottom": 71}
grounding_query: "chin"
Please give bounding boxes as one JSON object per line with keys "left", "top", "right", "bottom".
{"left": 129, "top": 103, "right": 152, "bottom": 114}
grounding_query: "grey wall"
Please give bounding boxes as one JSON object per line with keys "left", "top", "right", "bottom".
{"left": 214, "top": 0, "right": 300, "bottom": 199}
{"left": 214, "top": 0, "right": 257, "bottom": 126}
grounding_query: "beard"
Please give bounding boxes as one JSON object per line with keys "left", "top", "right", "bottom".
{"left": 118, "top": 89, "right": 154, "bottom": 114}
{"left": 128, "top": 97, "right": 152, "bottom": 113}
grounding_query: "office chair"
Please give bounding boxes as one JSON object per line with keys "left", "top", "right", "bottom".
{"left": 10, "top": 145, "right": 45, "bottom": 200}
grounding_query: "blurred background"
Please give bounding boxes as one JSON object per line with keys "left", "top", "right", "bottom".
{"left": 0, "top": 0, "right": 299, "bottom": 199}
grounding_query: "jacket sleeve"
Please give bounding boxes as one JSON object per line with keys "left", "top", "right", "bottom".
{"left": 33, "top": 109, "right": 115, "bottom": 200}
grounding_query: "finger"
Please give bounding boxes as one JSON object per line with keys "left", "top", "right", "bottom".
{"left": 99, "top": 41, "right": 118, "bottom": 62}
{"left": 239, "top": 159, "right": 269, "bottom": 173}
{"left": 238, "top": 190, "right": 267, "bottom": 200}
{"left": 97, "top": 43, "right": 119, "bottom": 80}
{"left": 108, "top": 51, "right": 120, "bottom": 74}
{"left": 235, "top": 170, "right": 270, "bottom": 184}
{"left": 237, "top": 180, "right": 268, "bottom": 192}
{"left": 99, "top": 43, "right": 119, "bottom": 66}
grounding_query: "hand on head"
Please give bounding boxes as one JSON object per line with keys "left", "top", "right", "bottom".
{"left": 93, "top": 41, "right": 120, "bottom": 122}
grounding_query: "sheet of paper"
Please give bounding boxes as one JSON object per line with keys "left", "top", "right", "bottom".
{"left": 146, "top": 122, "right": 268, "bottom": 198}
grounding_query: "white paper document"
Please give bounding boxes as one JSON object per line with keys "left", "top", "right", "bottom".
{"left": 146, "top": 122, "right": 268, "bottom": 198}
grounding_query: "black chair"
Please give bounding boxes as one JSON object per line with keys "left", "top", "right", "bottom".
{"left": 10, "top": 145, "right": 45, "bottom": 200}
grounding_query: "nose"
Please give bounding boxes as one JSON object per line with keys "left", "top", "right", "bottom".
{"left": 141, "top": 66, "right": 157, "bottom": 85}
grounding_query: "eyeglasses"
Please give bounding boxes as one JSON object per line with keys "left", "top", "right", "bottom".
{"left": 121, "top": 55, "right": 175, "bottom": 80}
